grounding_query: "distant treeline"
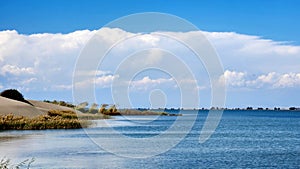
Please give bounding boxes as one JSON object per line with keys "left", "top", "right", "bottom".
{"left": 42, "top": 100, "right": 300, "bottom": 112}
{"left": 43, "top": 100, "right": 76, "bottom": 108}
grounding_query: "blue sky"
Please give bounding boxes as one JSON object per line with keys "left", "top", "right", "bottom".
{"left": 0, "top": 0, "right": 300, "bottom": 108}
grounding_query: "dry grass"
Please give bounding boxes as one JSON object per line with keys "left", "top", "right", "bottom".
{"left": 0, "top": 110, "right": 97, "bottom": 130}
{"left": 0, "top": 157, "right": 35, "bottom": 169}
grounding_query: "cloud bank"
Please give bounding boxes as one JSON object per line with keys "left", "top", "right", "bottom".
{"left": 222, "top": 70, "right": 300, "bottom": 89}
{"left": 0, "top": 28, "right": 299, "bottom": 106}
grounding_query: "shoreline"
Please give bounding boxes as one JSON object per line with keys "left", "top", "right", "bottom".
{"left": 0, "top": 94, "right": 299, "bottom": 131}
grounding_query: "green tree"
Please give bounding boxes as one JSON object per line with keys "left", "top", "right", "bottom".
{"left": 76, "top": 102, "right": 89, "bottom": 113}
{"left": 0, "top": 89, "right": 33, "bottom": 106}
{"left": 98, "top": 104, "right": 108, "bottom": 114}
{"left": 88, "top": 103, "right": 99, "bottom": 114}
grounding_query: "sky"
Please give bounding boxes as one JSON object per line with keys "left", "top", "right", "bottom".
{"left": 0, "top": 0, "right": 300, "bottom": 108}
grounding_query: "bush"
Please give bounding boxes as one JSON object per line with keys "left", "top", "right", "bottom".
{"left": 0, "top": 89, "right": 33, "bottom": 106}
{"left": 43, "top": 100, "right": 76, "bottom": 108}
{"left": 0, "top": 111, "right": 90, "bottom": 130}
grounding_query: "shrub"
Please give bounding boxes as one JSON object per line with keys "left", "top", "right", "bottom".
{"left": 0, "top": 111, "right": 90, "bottom": 130}
{"left": 0, "top": 89, "right": 33, "bottom": 106}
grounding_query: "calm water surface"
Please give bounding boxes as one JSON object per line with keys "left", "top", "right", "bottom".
{"left": 0, "top": 110, "right": 300, "bottom": 168}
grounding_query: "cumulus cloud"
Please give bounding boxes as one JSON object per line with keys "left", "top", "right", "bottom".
{"left": 95, "top": 74, "right": 118, "bottom": 87}
{"left": 129, "top": 76, "right": 174, "bottom": 91}
{"left": 0, "top": 28, "right": 300, "bottom": 94}
{"left": 202, "top": 31, "right": 300, "bottom": 73}
{"left": 274, "top": 73, "right": 300, "bottom": 88}
{"left": 221, "top": 70, "right": 247, "bottom": 87}
{"left": 0, "top": 29, "right": 95, "bottom": 91}
{"left": 0, "top": 64, "right": 35, "bottom": 76}
{"left": 74, "top": 74, "right": 119, "bottom": 89}
{"left": 222, "top": 70, "right": 300, "bottom": 89}
{"left": 203, "top": 31, "right": 300, "bottom": 56}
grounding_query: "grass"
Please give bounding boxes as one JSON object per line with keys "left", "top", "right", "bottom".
{"left": 0, "top": 110, "right": 110, "bottom": 130}
{"left": 77, "top": 113, "right": 111, "bottom": 120}
{"left": 0, "top": 157, "right": 34, "bottom": 169}
{"left": 0, "top": 108, "right": 179, "bottom": 130}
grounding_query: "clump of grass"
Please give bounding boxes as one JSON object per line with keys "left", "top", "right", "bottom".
{"left": 0, "top": 110, "right": 92, "bottom": 130}
{"left": 77, "top": 113, "right": 111, "bottom": 120}
{"left": 48, "top": 110, "right": 78, "bottom": 119}
{"left": 0, "top": 157, "right": 35, "bottom": 169}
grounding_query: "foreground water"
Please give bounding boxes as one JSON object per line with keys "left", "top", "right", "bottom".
{"left": 1, "top": 110, "right": 300, "bottom": 168}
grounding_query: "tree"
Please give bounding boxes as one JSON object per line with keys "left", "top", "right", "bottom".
{"left": 88, "top": 103, "right": 99, "bottom": 114}
{"left": 75, "top": 102, "right": 89, "bottom": 113}
{"left": 108, "top": 105, "right": 117, "bottom": 113}
{"left": 98, "top": 104, "right": 108, "bottom": 114}
{"left": 0, "top": 89, "right": 33, "bottom": 106}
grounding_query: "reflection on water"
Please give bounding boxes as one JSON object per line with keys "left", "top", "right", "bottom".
{"left": 0, "top": 135, "right": 25, "bottom": 142}
{"left": 0, "top": 110, "right": 300, "bottom": 168}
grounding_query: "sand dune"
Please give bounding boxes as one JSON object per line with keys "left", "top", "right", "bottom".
{"left": 0, "top": 96, "right": 44, "bottom": 118}
{"left": 0, "top": 96, "right": 78, "bottom": 118}
{"left": 28, "top": 100, "right": 76, "bottom": 113}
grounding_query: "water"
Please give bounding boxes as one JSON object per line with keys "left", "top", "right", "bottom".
{"left": 1, "top": 110, "right": 300, "bottom": 168}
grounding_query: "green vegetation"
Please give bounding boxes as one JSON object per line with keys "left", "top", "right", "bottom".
{"left": 77, "top": 112, "right": 111, "bottom": 120}
{"left": 43, "top": 100, "right": 75, "bottom": 108}
{"left": 0, "top": 88, "right": 181, "bottom": 131}
{"left": 0, "top": 110, "right": 92, "bottom": 130}
{"left": 75, "top": 102, "right": 120, "bottom": 115}
{"left": 100, "top": 104, "right": 120, "bottom": 115}
{"left": 0, "top": 157, "right": 34, "bottom": 169}
{"left": 88, "top": 103, "right": 99, "bottom": 114}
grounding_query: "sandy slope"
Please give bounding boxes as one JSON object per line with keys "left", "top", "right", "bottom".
{"left": 0, "top": 96, "right": 44, "bottom": 118}
{"left": 0, "top": 96, "right": 78, "bottom": 118}
{"left": 28, "top": 100, "right": 76, "bottom": 113}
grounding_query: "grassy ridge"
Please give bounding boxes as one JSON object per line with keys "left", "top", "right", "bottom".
{"left": 0, "top": 110, "right": 96, "bottom": 130}
{"left": 0, "top": 109, "right": 179, "bottom": 130}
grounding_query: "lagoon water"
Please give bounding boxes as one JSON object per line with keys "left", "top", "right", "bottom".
{"left": 1, "top": 110, "right": 300, "bottom": 168}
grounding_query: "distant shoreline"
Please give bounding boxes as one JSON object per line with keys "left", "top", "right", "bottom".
{"left": 0, "top": 92, "right": 299, "bottom": 131}
{"left": 131, "top": 107, "right": 300, "bottom": 111}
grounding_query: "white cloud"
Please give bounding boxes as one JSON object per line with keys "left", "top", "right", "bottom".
{"left": 202, "top": 31, "right": 300, "bottom": 73}
{"left": 1, "top": 28, "right": 300, "bottom": 94}
{"left": 21, "top": 78, "right": 37, "bottom": 85}
{"left": 203, "top": 31, "right": 300, "bottom": 56}
{"left": 95, "top": 75, "right": 118, "bottom": 87}
{"left": 0, "top": 29, "right": 96, "bottom": 91}
{"left": 130, "top": 76, "right": 174, "bottom": 91}
{"left": 138, "top": 34, "right": 160, "bottom": 46}
{"left": 74, "top": 74, "right": 119, "bottom": 89}
{"left": 222, "top": 70, "right": 300, "bottom": 89}
{"left": 75, "top": 70, "right": 112, "bottom": 76}
{"left": 221, "top": 70, "right": 247, "bottom": 87}
{"left": 53, "top": 84, "right": 73, "bottom": 90}
{"left": 274, "top": 73, "right": 300, "bottom": 88}
{"left": 0, "top": 64, "right": 35, "bottom": 76}
{"left": 256, "top": 72, "right": 277, "bottom": 84}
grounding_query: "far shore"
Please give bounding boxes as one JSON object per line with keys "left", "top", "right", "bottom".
{"left": 1, "top": 94, "right": 299, "bottom": 131}
{"left": 0, "top": 96, "right": 182, "bottom": 130}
